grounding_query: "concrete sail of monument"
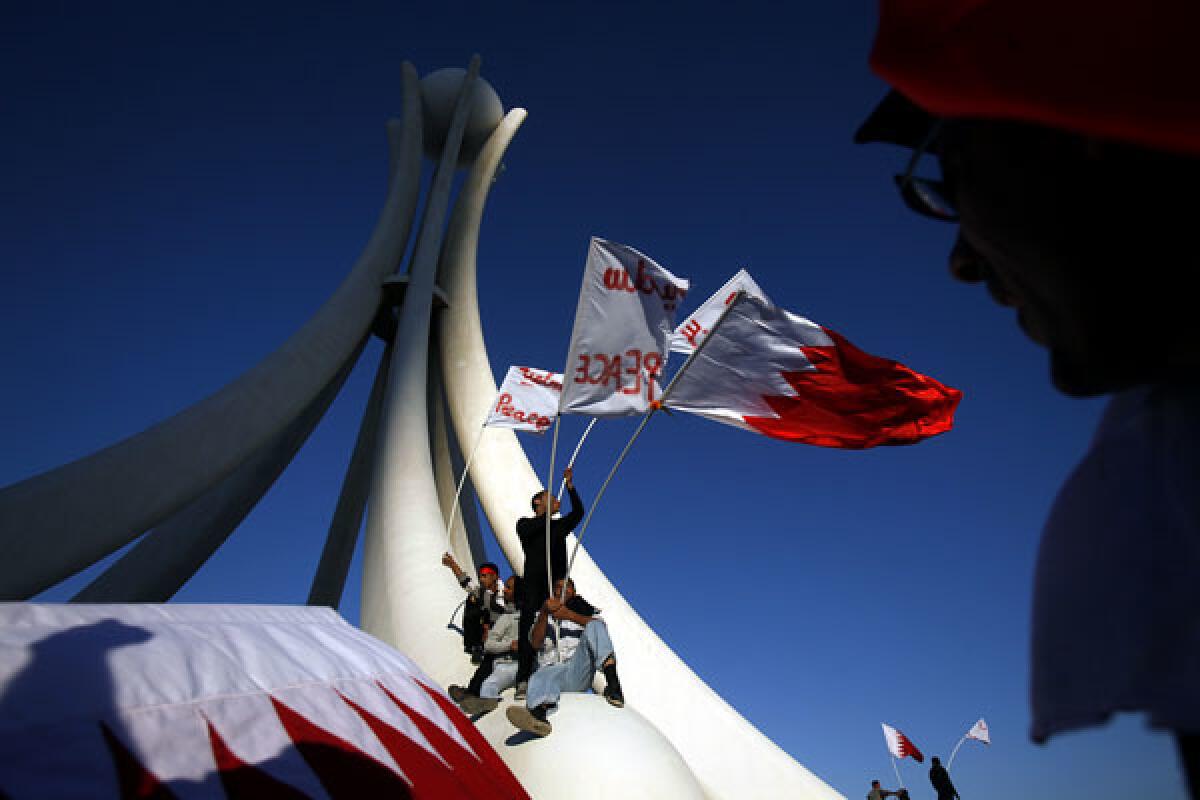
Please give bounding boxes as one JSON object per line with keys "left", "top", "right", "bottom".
{"left": 0, "top": 58, "right": 844, "bottom": 800}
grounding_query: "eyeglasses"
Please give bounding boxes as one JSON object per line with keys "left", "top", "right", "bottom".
{"left": 894, "top": 122, "right": 958, "bottom": 222}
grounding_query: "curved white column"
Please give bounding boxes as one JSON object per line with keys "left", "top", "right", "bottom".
{"left": 73, "top": 340, "right": 365, "bottom": 602}
{"left": 308, "top": 344, "right": 393, "bottom": 608}
{"left": 360, "top": 56, "right": 489, "bottom": 686}
{"left": 0, "top": 64, "right": 427, "bottom": 601}
{"left": 430, "top": 331, "right": 488, "bottom": 573}
{"left": 436, "top": 116, "right": 842, "bottom": 800}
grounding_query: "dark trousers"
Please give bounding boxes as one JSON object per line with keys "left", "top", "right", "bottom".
{"left": 462, "top": 596, "right": 485, "bottom": 652}
{"left": 467, "top": 654, "right": 496, "bottom": 695}
{"left": 515, "top": 579, "right": 549, "bottom": 684}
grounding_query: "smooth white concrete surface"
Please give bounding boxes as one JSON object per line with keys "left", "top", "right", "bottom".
{"left": 474, "top": 694, "right": 706, "bottom": 800}
{"left": 430, "top": 333, "right": 488, "bottom": 574}
{"left": 73, "top": 343, "right": 363, "bottom": 602}
{"left": 435, "top": 112, "right": 844, "bottom": 799}
{"left": 0, "top": 64, "right": 426, "bottom": 602}
{"left": 360, "top": 57, "right": 491, "bottom": 687}
{"left": 419, "top": 68, "right": 505, "bottom": 165}
{"left": 307, "top": 343, "right": 393, "bottom": 608}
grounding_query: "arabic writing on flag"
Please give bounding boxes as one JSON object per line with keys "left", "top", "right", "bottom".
{"left": 560, "top": 238, "right": 689, "bottom": 417}
{"left": 485, "top": 366, "right": 563, "bottom": 433}
{"left": 882, "top": 723, "right": 925, "bottom": 762}
{"left": 966, "top": 718, "right": 990, "bottom": 745}
{"left": 669, "top": 268, "right": 770, "bottom": 354}
{"left": 664, "top": 295, "right": 962, "bottom": 449}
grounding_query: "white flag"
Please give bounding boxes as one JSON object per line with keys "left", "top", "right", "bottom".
{"left": 966, "top": 718, "right": 990, "bottom": 745}
{"left": 485, "top": 365, "right": 562, "bottom": 433}
{"left": 560, "top": 237, "right": 689, "bottom": 416}
{"left": 669, "top": 268, "right": 771, "bottom": 354}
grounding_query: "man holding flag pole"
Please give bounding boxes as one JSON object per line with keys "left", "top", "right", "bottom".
{"left": 513, "top": 466, "right": 584, "bottom": 699}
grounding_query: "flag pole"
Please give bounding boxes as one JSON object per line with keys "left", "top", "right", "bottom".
{"left": 560, "top": 291, "right": 747, "bottom": 598}
{"left": 444, "top": 423, "right": 486, "bottom": 550}
{"left": 947, "top": 734, "right": 968, "bottom": 769}
{"left": 543, "top": 415, "right": 562, "bottom": 661}
{"left": 557, "top": 417, "right": 597, "bottom": 501}
{"left": 891, "top": 756, "right": 905, "bottom": 794}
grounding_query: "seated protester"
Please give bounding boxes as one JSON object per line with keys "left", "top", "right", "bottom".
{"left": 448, "top": 576, "right": 523, "bottom": 715}
{"left": 505, "top": 579, "right": 624, "bottom": 737}
{"left": 441, "top": 552, "right": 503, "bottom": 662}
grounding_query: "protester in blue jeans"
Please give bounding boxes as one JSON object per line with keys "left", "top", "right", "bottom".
{"left": 506, "top": 578, "right": 623, "bottom": 737}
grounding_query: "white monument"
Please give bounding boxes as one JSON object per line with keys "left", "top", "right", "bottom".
{"left": 0, "top": 57, "right": 843, "bottom": 800}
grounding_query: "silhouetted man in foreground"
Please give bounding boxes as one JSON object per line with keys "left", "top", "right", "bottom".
{"left": 858, "top": 1, "right": 1200, "bottom": 795}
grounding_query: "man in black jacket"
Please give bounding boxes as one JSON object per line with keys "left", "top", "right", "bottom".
{"left": 513, "top": 466, "right": 584, "bottom": 697}
{"left": 928, "top": 757, "right": 959, "bottom": 800}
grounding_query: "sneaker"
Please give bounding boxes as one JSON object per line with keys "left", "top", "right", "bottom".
{"left": 447, "top": 685, "right": 468, "bottom": 703}
{"left": 506, "top": 704, "right": 551, "bottom": 737}
{"left": 514, "top": 681, "right": 528, "bottom": 700}
{"left": 460, "top": 695, "right": 500, "bottom": 715}
{"left": 603, "top": 684, "right": 625, "bottom": 708}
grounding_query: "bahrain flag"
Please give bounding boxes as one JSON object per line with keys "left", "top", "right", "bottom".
{"left": 0, "top": 604, "right": 528, "bottom": 800}
{"left": 664, "top": 295, "right": 961, "bottom": 449}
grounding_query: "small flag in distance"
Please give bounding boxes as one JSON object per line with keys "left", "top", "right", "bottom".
{"left": 882, "top": 722, "right": 925, "bottom": 762}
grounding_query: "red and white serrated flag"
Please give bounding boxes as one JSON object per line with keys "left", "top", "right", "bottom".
{"left": 485, "top": 366, "right": 563, "bottom": 434}
{"left": 882, "top": 723, "right": 925, "bottom": 763}
{"left": 0, "top": 604, "right": 529, "bottom": 800}
{"left": 966, "top": 718, "right": 991, "bottom": 745}
{"left": 664, "top": 295, "right": 962, "bottom": 449}
{"left": 560, "top": 238, "right": 689, "bottom": 417}
{"left": 669, "top": 268, "right": 771, "bottom": 354}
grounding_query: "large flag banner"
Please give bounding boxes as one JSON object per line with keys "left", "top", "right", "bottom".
{"left": 966, "top": 718, "right": 991, "bottom": 745}
{"left": 664, "top": 295, "right": 962, "bottom": 449}
{"left": 0, "top": 604, "right": 529, "bottom": 800}
{"left": 882, "top": 723, "right": 925, "bottom": 762}
{"left": 485, "top": 366, "right": 563, "bottom": 433}
{"left": 560, "top": 238, "right": 689, "bottom": 416}
{"left": 669, "top": 268, "right": 771, "bottom": 354}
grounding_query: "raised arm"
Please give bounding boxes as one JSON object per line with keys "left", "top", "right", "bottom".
{"left": 559, "top": 468, "right": 584, "bottom": 530}
{"left": 441, "top": 552, "right": 474, "bottom": 594}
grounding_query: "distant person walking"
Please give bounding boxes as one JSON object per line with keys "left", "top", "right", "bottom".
{"left": 929, "top": 757, "right": 960, "bottom": 800}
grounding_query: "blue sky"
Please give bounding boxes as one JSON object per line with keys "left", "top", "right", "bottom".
{"left": 0, "top": 2, "right": 1184, "bottom": 798}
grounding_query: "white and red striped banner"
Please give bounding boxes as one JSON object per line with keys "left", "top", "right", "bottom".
{"left": 0, "top": 604, "right": 528, "bottom": 799}
{"left": 665, "top": 295, "right": 962, "bottom": 449}
{"left": 881, "top": 723, "right": 925, "bottom": 763}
